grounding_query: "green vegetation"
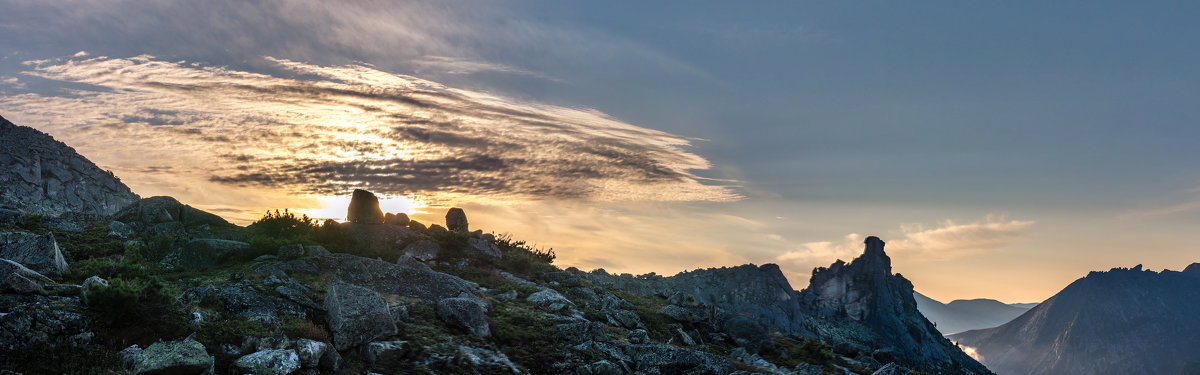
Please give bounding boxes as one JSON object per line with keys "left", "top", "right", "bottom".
{"left": 489, "top": 302, "right": 566, "bottom": 373}
{"left": 86, "top": 276, "right": 189, "bottom": 346}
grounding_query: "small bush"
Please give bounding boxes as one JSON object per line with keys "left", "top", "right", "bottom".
{"left": 282, "top": 316, "right": 332, "bottom": 343}
{"left": 69, "top": 256, "right": 151, "bottom": 280}
{"left": 247, "top": 209, "right": 316, "bottom": 241}
{"left": 58, "top": 223, "right": 124, "bottom": 261}
{"left": 87, "top": 276, "right": 189, "bottom": 345}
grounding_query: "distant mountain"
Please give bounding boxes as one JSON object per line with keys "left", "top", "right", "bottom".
{"left": 0, "top": 115, "right": 139, "bottom": 217}
{"left": 1006, "top": 302, "right": 1039, "bottom": 309}
{"left": 951, "top": 264, "right": 1200, "bottom": 375}
{"left": 914, "top": 292, "right": 1033, "bottom": 334}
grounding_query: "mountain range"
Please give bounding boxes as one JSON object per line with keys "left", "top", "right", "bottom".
{"left": 951, "top": 264, "right": 1200, "bottom": 375}
{"left": 913, "top": 292, "right": 1034, "bottom": 335}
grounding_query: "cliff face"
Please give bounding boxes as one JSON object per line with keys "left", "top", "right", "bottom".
{"left": 951, "top": 264, "right": 1200, "bottom": 375}
{"left": 0, "top": 115, "right": 138, "bottom": 217}
{"left": 800, "top": 236, "right": 992, "bottom": 375}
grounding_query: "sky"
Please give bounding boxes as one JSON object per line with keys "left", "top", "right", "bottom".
{"left": 2, "top": 1, "right": 1199, "bottom": 303}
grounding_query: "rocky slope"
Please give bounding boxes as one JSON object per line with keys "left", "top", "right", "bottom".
{"left": 951, "top": 264, "right": 1200, "bottom": 375}
{"left": 913, "top": 293, "right": 1032, "bottom": 335}
{"left": 0, "top": 118, "right": 992, "bottom": 374}
{"left": 0, "top": 115, "right": 139, "bottom": 217}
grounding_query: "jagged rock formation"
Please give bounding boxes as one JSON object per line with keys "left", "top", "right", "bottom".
{"left": 346, "top": 189, "right": 384, "bottom": 224}
{"left": 799, "top": 236, "right": 991, "bottom": 374}
{"left": 0, "top": 115, "right": 138, "bottom": 217}
{"left": 914, "top": 292, "right": 1032, "bottom": 335}
{"left": 951, "top": 264, "right": 1200, "bottom": 375}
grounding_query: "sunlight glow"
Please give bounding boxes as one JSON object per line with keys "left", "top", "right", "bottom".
{"left": 296, "top": 194, "right": 427, "bottom": 221}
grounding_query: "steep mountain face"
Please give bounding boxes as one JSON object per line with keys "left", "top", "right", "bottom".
{"left": 0, "top": 115, "right": 139, "bottom": 217}
{"left": 951, "top": 264, "right": 1200, "bottom": 375}
{"left": 799, "top": 236, "right": 992, "bottom": 374}
{"left": 914, "top": 292, "right": 1032, "bottom": 334}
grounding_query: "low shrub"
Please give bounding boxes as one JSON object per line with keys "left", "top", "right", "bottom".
{"left": 87, "top": 276, "right": 189, "bottom": 345}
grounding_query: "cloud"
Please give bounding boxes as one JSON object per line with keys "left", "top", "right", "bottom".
{"left": 0, "top": 55, "right": 738, "bottom": 204}
{"left": 0, "top": 77, "right": 24, "bottom": 89}
{"left": 773, "top": 217, "right": 1034, "bottom": 287}
{"left": 411, "top": 56, "right": 562, "bottom": 82}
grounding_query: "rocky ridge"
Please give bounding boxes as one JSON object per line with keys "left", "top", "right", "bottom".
{"left": 0, "top": 116, "right": 991, "bottom": 375}
{"left": 0, "top": 115, "right": 139, "bottom": 217}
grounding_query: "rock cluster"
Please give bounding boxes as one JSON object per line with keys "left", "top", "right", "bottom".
{"left": 0, "top": 115, "right": 139, "bottom": 217}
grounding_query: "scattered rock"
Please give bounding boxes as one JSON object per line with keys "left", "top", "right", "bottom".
{"left": 445, "top": 208, "right": 468, "bottom": 232}
{"left": 628, "top": 329, "right": 650, "bottom": 344}
{"left": 579, "top": 360, "right": 623, "bottom": 375}
{"left": 626, "top": 343, "right": 734, "bottom": 374}
{"left": 324, "top": 281, "right": 398, "bottom": 350}
{"left": 129, "top": 337, "right": 215, "bottom": 375}
{"left": 662, "top": 304, "right": 707, "bottom": 323}
{"left": 214, "top": 282, "right": 306, "bottom": 323}
{"left": 604, "top": 308, "right": 644, "bottom": 330}
{"left": 526, "top": 288, "right": 575, "bottom": 312}
{"left": 367, "top": 340, "right": 414, "bottom": 366}
{"left": 402, "top": 239, "right": 441, "bottom": 261}
{"left": 233, "top": 349, "right": 301, "bottom": 375}
{"left": 0, "top": 232, "right": 69, "bottom": 278}
{"left": 436, "top": 297, "right": 490, "bottom": 337}
{"left": 456, "top": 345, "right": 521, "bottom": 374}
{"left": 347, "top": 189, "right": 384, "bottom": 224}
{"left": 556, "top": 321, "right": 608, "bottom": 344}
{"left": 0, "top": 295, "right": 89, "bottom": 350}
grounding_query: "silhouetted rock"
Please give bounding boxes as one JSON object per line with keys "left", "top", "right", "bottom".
{"left": 346, "top": 189, "right": 384, "bottom": 224}
{"left": 445, "top": 207, "right": 468, "bottom": 232}
{"left": 951, "top": 264, "right": 1200, "bottom": 375}
{"left": 800, "top": 236, "right": 989, "bottom": 374}
{"left": 384, "top": 212, "right": 410, "bottom": 226}
{"left": 0, "top": 116, "right": 139, "bottom": 217}
{"left": 115, "top": 196, "right": 231, "bottom": 228}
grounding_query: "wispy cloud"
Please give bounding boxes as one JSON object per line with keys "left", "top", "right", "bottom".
{"left": 411, "top": 56, "right": 562, "bottom": 82}
{"left": 1, "top": 55, "right": 738, "bottom": 204}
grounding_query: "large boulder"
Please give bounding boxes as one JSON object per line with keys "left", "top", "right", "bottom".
{"left": 467, "top": 237, "right": 502, "bottom": 259}
{"left": 526, "top": 288, "right": 575, "bottom": 312}
{"left": 0, "top": 295, "right": 89, "bottom": 350}
{"left": 0, "top": 231, "right": 69, "bottom": 278}
{"left": 293, "top": 338, "right": 329, "bottom": 368}
{"left": 436, "top": 297, "right": 490, "bottom": 337}
{"left": 213, "top": 281, "right": 306, "bottom": 323}
{"left": 445, "top": 208, "right": 468, "bottom": 232}
{"left": 127, "top": 337, "right": 215, "bottom": 375}
{"left": 324, "top": 281, "right": 397, "bottom": 350}
{"left": 160, "top": 238, "right": 249, "bottom": 271}
{"left": 233, "top": 349, "right": 301, "bottom": 375}
{"left": 0, "top": 258, "right": 52, "bottom": 294}
{"left": 347, "top": 189, "right": 384, "bottom": 224}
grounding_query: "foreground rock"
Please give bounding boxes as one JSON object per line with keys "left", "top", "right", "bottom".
{"left": 347, "top": 189, "right": 385, "bottom": 224}
{"left": 160, "top": 238, "right": 249, "bottom": 271}
{"left": 314, "top": 254, "right": 476, "bottom": 303}
{"left": 0, "top": 258, "right": 53, "bottom": 294}
{"left": 125, "top": 337, "right": 215, "bottom": 375}
{"left": 436, "top": 297, "right": 490, "bottom": 337}
{"left": 324, "top": 281, "right": 398, "bottom": 350}
{"left": 0, "top": 231, "right": 69, "bottom": 278}
{"left": 233, "top": 349, "right": 302, "bottom": 375}
{"left": 0, "top": 115, "right": 139, "bottom": 217}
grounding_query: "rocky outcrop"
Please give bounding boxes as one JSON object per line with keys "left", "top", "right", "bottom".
{"left": 402, "top": 239, "right": 441, "bottom": 261}
{"left": 0, "top": 231, "right": 69, "bottom": 278}
{"left": 384, "top": 212, "right": 410, "bottom": 226}
{"left": 0, "top": 115, "right": 139, "bottom": 217}
{"left": 0, "top": 295, "right": 90, "bottom": 350}
{"left": 347, "top": 189, "right": 384, "bottom": 224}
{"left": 951, "top": 263, "right": 1200, "bottom": 375}
{"left": 324, "top": 281, "right": 398, "bottom": 350}
{"left": 314, "top": 254, "right": 476, "bottom": 303}
{"left": 800, "top": 236, "right": 989, "bottom": 374}
{"left": 445, "top": 207, "right": 468, "bottom": 232}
